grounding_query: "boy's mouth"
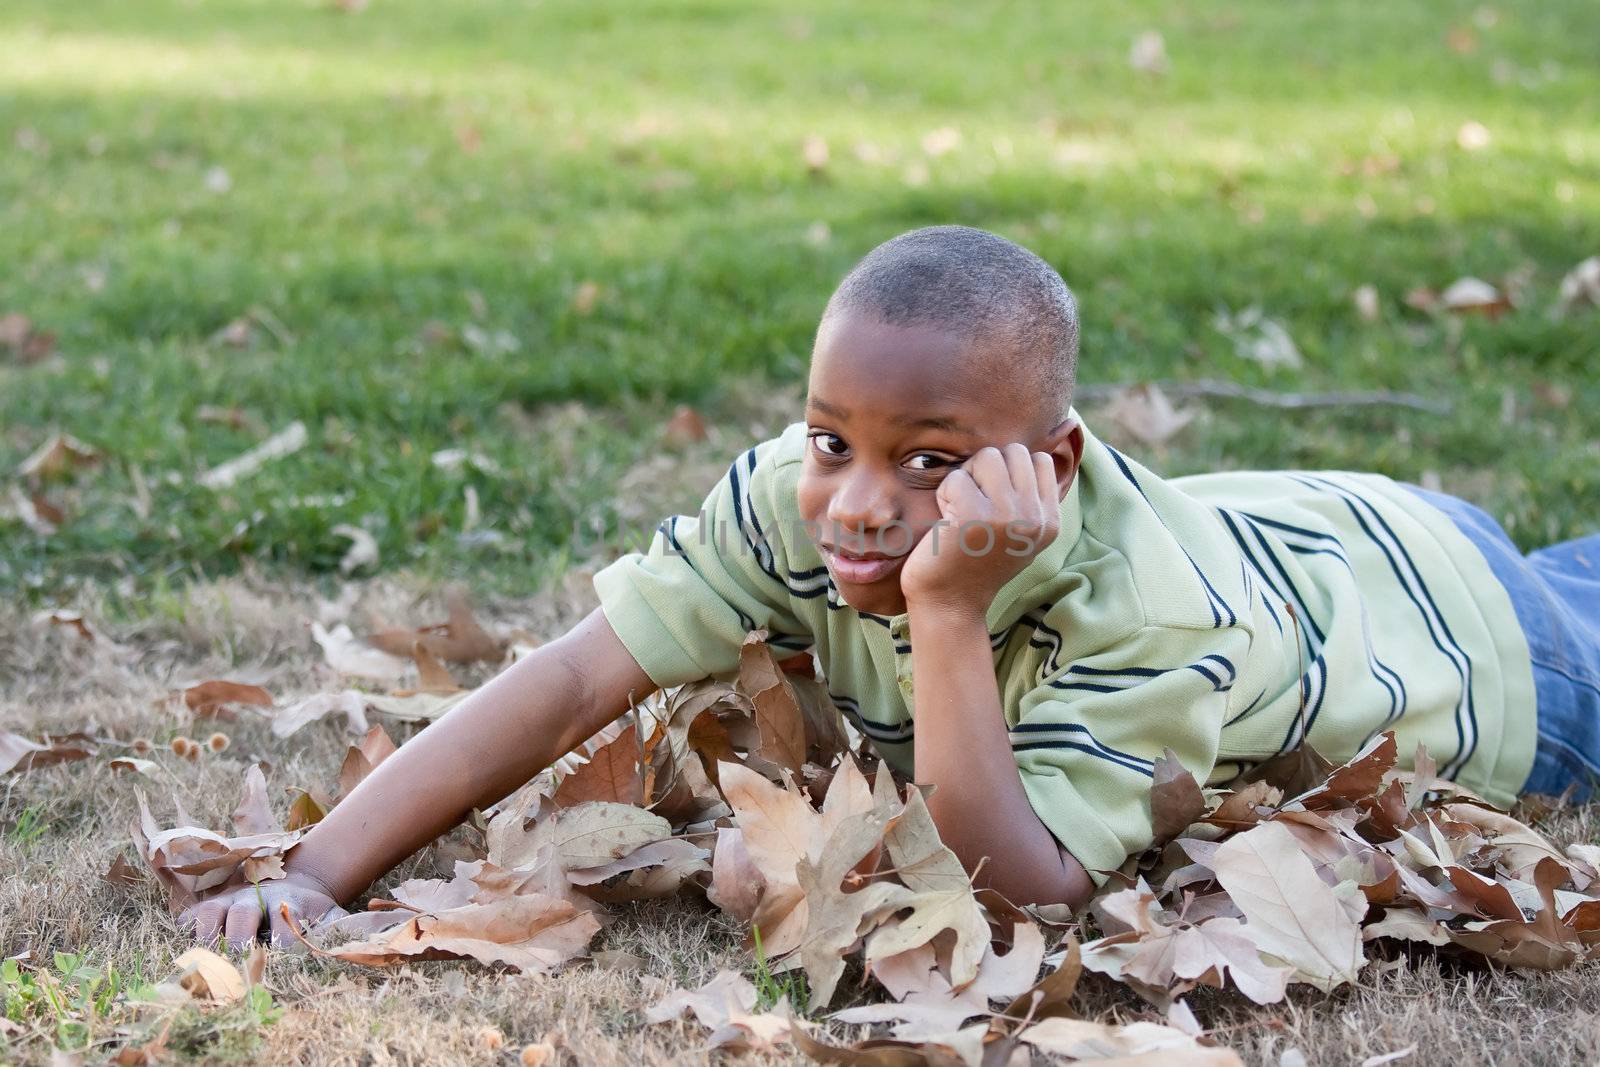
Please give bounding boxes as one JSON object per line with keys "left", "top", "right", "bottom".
{"left": 819, "top": 543, "right": 906, "bottom": 585}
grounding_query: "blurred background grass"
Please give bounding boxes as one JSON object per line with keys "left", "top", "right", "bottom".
{"left": 2, "top": 0, "right": 1596, "bottom": 606}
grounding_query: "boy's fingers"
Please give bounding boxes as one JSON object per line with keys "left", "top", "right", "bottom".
{"left": 182, "top": 900, "right": 226, "bottom": 943}
{"left": 223, "top": 899, "right": 263, "bottom": 950}
{"left": 1033, "top": 451, "right": 1058, "bottom": 510}
{"left": 965, "top": 447, "right": 1010, "bottom": 501}
{"left": 1001, "top": 443, "right": 1036, "bottom": 499}
{"left": 939, "top": 468, "right": 987, "bottom": 515}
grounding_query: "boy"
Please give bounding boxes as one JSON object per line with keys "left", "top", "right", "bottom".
{"left": 184, "top": 226, "right": 1600, "bottom": 948}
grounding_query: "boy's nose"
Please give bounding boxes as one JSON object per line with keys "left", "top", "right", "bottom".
{"left": 826, "top": 478, "right": 897, "bottom": 547}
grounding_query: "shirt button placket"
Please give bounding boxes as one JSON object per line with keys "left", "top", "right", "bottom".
{"left": 892, "top": 617, "right": 914, "bottom": 704}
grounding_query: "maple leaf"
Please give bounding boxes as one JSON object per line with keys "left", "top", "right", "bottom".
{"left": 707, "top": 826, "right": 764, "bottom": 922}
{"left": 1, "top": 730, "right": 95, "bottom": 774}
{"left": 367, "top": 590, "right": 505, "bottom": 664}
{"left": 182, "top": 680, "right": 273, "bottom": 721}
{"left": 1018, "top": 1017, "right": 1240, "bottom": 1064}
{"left": 1209, "top": 821, "right": 1366, "bottom": 991}
{"left": 486, "top": 798, "right": 672, "bottom": 878}
{"left": 312, "top": 622, "right": 410, "bottom": 684}
{"left": 271, "top": 691, "right": 370, "bottom": 737}
{"left": 715, "top": 756, "right": 894, "bottom": 961}
{"left": 165, "top": 948, "right": 249, "bottom": 1003}
{"left": 130, "top": 777, "right": 303, "bottom": 914}
{"left": 338, "top": 724, "right": 398, "bottom": 797}
{"left": 862, "top": 785, "right": 991, "bottom": 990}
{"left": 795, "top": 792, "right": 910, "bottom": 1007}
{"left": 553, "top": 721, "right": 644, "bottom": 806}
{"left": 736, "top": 632, "right": 808, "bottom": 776}
{"left": 836, "top": 924, "right": 1045, "bottom": 1039}
{"left": 645, "top": 970, "right": 805, "bottom": 1052}
{"left": 1151, "top": 747, "right": 1207, "bottom": 843}
{"left": 288, "top": 893, "right": 599, "bottom": 973}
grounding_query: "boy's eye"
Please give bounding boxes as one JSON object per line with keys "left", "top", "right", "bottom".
{"left": 905, "top": 453, "right": 953, "bottom": 472}
{"left": 809, "top": 432, "right": 848, "bottom": 458}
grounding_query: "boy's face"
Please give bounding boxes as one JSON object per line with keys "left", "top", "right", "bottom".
{"left": 796, "top": 310, "right": 1081, "bottom": 616}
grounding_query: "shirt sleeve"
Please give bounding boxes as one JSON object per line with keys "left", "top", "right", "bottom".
{"left": 1010, "top": 623, "right": 1253, "bottom": 883}
{"left": 592, "top": 436, "right": 816, "bottom": 689}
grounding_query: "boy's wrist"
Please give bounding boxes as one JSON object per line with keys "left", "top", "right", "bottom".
{"left": 904, "top": 595, "right": 990, "bottom": 637}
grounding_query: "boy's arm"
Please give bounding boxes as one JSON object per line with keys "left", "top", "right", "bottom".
{"left": 901, "top": 442, "right": 1094, "bottom": 908}
{"left": 182, "top": 606, "right": 655, "bottom": 947}
{"left": 909, "top": 608, "right": 1096, "bottom": 908}
{"left": 901, "top": 443, "right": 1241, "bottom": 909}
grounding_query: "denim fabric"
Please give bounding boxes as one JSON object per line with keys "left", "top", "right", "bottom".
{"left": 1404, "top": 485, "right": 1600, "bottom": 800}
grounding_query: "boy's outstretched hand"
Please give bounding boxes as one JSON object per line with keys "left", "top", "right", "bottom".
{"left": 180, "top": 871, "right": 347, "bottom": 950}
{"left": 900, "top": 442, "right": 1061, "bottom": 617}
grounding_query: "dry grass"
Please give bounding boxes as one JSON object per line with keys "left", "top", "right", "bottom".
{"left": 4, "top": 576, "right": 1600, "bottom": 1067}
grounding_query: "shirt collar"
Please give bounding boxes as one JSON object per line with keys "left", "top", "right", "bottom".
{"left": 885, "top": 408, "right": 1089, "bottom": 638}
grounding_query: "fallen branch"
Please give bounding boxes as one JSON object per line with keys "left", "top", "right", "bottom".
{"left": 1079, "top": 380, "right": 1451, "bottom": 415}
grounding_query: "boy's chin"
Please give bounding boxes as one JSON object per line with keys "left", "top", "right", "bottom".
{"left": 834, "top": 579, "right": 908, "bottom": 618}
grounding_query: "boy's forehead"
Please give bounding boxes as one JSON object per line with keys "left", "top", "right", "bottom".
{"left": 807, "top": 311, "right": 1040, "bottom": 431}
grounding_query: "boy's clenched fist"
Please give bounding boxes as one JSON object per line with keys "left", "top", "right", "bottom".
{"left": 900, "top": 442, "right": 1062, "bottom": 617}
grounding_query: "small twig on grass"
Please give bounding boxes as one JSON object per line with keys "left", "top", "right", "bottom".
{"left": 1077, "top": 380, "right": 1451, "bottom": 415}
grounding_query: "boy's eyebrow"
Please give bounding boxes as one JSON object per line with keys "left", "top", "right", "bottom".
{"left": 807, "top": 396, "right": 978, "bottom": 436}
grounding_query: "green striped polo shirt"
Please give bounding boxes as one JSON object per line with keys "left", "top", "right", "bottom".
{"left": 593, "top": 413, "right": 1537, "bottom": 881}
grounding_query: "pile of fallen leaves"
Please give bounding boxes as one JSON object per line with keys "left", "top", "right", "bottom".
{"left": 11, "top": 605, "right": 1600, "bottom": 1065}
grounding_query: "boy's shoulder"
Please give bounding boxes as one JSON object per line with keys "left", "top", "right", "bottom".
{"left": 764, "top": 420, "right": 809, "bottom": 468}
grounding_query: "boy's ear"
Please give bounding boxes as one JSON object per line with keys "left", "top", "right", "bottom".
{"left": 1042, "top": 417, "right": 1085, "bottom": 501}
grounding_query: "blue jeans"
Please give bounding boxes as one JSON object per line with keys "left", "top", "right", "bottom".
{"left": 1405, "top": 486, "right": 1600, "bottom": 800}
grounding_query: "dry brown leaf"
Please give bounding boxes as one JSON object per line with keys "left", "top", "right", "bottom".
{"left": 1557, "top": 255, "right": 1600, "bottom": 315}
{"left": 1101, "top": 383, "right": 1195, "bottom": 448}
{"left": 862, "top": 785, "right": 990, "bottom": 990}
{"left": 1006, "top": 934, "right": 1081, "bottom": 1022}
{"left": 18, "top": 433, "right": 100, "bottom": 482}
{"left": 792, "top": 1023, "right": 986, "bottom": 1066}
{"left": 288, "top": 893, "right": 600, "bottom": 973}
{"left": 553, "top": 722, "right": 643, "bottom": 807}
{"left": 1019, "top": 1016, "right": 1241, "bottom": 1064}
{"left": 183, "top": 680, "right": 274, "bottom": 721}
{"left": 1, "top": 730, "right": 95, "bottom": 773}
{"left": 646, "top": 970, "right": 803, "bottom": 1052}
{"left": 1209, "top": 821, "right": 1365, "bottom": 991}
{"left": 312, "top": 623, "right": 411, "bottom": 684}
{"left": 368, "top": 591, "right": 505, "bottom": 664}
{"left": 1439, "top": 277, "right": 1511, "bottom": 318}
{"left": 170, "top": 947, "right": 248, "bottom": 1003}
{"left": 1294, "top": 732, "right": 1397, "bottom": 809}
{"left": 197, "top": 421, "right": 307, "bottom": 489}
{"left": 0, "top": 312, "right": 56, "bottom": 363}
{"left": 231, "top": 764, "right": 282, "bottom": 835}
{"left": 487, "top": 798, "right": 672, "bottom": 876}
{"left": 32, "top": 608, "right": 101, "bottom": 642}
{"left": 663, "top": 404, "right": 709, "bottom": 444}
{"left": 717, "top": 760, "right": 829, "bottom": 956}
{"left": 409, "top": 641, "right": 461, "bottom": 694}
{"left": 286, "top": 789, "right": 332, "bottom": 830}
{"left": 707, "top": 827, "right": 765, "bottom": 923}
{"left": 738, "top": 632, "right": 808, "bottom": 776}
{"left": 1151, "top": 748, "right": 1206, "bottom": 843}
{"left": 794, "top": 785, "right": 909, "bottom": 1007}
{"left": 338, "top": 724, "right": 398, "bottom": 797}
{"left": 101, "top": 853, "right": 143, "bottom": 888}
{"left": 331, "top": 523, "right": 379, "bottom": 575}
{"left": 272, "top": 690, "right": 371, "bottom": 737}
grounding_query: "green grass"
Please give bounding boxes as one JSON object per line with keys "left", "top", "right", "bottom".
{"left": 2, "top": 0, "right": 1597, "bottom": 603}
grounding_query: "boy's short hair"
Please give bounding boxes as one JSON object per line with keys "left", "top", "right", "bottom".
{"left": 820, "top": 225, "right": 1079, "bottom": 421}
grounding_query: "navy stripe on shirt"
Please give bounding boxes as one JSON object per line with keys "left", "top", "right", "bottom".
{"left": 1010, "top": 722, "right": 1156, "bottom": 777}
{"left": 1102, "top": 444, "right": 1236, "bottom": 628}
{"left": 1292, "top": 474, "right": 1478, "bottom": 777}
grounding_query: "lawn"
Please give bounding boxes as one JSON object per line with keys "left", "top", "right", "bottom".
{"left": 3, "top": 2, "right": 1600, "bottom": 1065}
{"left": 2, "top": 0, "right": 1597, "bottom": 605}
